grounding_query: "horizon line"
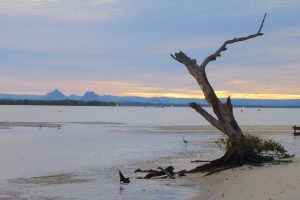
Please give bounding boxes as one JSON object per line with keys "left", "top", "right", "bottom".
{"left": 0, "top": 89, "right": 299, "bottom": 101}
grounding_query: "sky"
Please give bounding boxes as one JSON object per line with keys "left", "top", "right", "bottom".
{"left": 0, "top": 0, "right": 299, "bottom": 99}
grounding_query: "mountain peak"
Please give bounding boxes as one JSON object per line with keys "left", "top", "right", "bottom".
{"left": 46, "top": 89, "right": 63, "bottom": 95}
{"left": 82, "top": 91, "right": 99, "bottom": 101}
{"left": 45, "top": 89, "right": 65, "bottom": 100}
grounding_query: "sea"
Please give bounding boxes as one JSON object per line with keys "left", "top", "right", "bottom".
{"left": 0, "top": 105, "right": 299, "bottom": 200}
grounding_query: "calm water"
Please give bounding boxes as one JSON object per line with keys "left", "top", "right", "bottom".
{"left": 0, "top": 105, "right": 299, "bottom": 125}
{"left": 0, "top": 106, "right": 299, "bottom": 200}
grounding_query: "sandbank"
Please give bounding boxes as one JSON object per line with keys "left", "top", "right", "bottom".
{"left": 188, "top": 159, "right": 300, "bottom": 200}
{"left": 0, "top": 121, "right": 62, "bottom": 128}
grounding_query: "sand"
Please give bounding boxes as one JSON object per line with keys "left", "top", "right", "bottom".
{"left": 188, "top": 159, "right": 300, "bottom": 200}
{"left": 0, "top": 121, "right": 62, "bottom": 128}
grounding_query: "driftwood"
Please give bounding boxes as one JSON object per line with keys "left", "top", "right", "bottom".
{"left": 134, "top": 169, "right": 157, "bottom": 173}
{"left": 135, "top": 166, "right": 184, "bottom": 179}
{"left": 144, "top": 166, "right": 175, "bottom": 179}
{"left": 176, "top": 169, "right": 187, "bottom": 177}
{"left": 157, "top": 167, "right": 175, "bottom": 179}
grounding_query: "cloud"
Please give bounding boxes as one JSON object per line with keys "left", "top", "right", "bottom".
{"left": 229, "top": 80, "right": 250, "bottom": 85}
{"left": 206, "top": 62, "right": 300, "bottom": 96}
{"left": 0, "top": 0, "right": 128, "bottom": 21}
{"left": 214, "top": 91, "right": 300, "bottom": 100}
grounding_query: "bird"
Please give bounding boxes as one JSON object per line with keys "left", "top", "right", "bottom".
{"left": 118, "top": 170, "right": 130, "bottom": 184}
{"left": 183, "top": 137, "right": 188, "bottom": 144}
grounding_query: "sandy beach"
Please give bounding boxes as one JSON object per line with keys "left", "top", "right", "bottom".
{"left": 187, "top": 159, "right": 300, "bottom": 200}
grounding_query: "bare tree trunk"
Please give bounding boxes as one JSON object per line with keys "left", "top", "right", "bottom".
{"left": 171, "top": 13, "right": 267, "bottom": 140}
{"left": 170, "top": 14, "right": 269, "bottom": 173}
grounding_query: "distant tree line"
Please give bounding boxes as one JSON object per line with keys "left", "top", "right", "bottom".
{"left": 0, "top": 99, "right": 116, "bottom": 106}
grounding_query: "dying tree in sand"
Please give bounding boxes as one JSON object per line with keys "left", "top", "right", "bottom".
{"left": 171, "top": 13, "right": 291, "bottom": 175}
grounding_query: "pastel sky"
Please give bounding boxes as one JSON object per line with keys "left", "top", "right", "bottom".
{"left": 0, "top": 0, "right": 299, "bottom": 99}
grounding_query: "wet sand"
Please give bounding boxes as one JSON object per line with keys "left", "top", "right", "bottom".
{"left": 153, "top": 125, "right": 293, "bottom": 135}
{"left": 9, "top": 173, "right": 93, "bottom": 185}
{"left": 0, "top": 121, "right": 294, "bottom": 133}
{"left": 0, "top": 121, "right": 63, "bottom": 129}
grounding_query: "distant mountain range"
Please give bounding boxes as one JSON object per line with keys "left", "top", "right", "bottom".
{"left": 0, "top": 89, "right": 299, "bottom": 108}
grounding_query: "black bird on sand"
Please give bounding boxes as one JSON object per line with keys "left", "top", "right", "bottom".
{"left": 183, "top": 137, "right": 188, "bottom": 144}
{"left": 119, "top": 170, "right": 130, "bottom": 184}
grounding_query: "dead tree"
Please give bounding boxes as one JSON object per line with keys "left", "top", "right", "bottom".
{"left": 171, "top": 13, "right": 274, "bottom": 173}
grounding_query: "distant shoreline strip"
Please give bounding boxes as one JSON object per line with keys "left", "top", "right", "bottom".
{"left": 0, "top": 99, "right": 116, "bottom": 106}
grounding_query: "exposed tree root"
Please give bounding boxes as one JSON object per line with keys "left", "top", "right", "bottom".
{"left": 190, "top": 160, "right": 212, "bottom": 163}
{"left": 204, "top": 164, "right": 242, "bottom": 176}
{"left": 187, "top": 149, "right": 291, "bottom": 176}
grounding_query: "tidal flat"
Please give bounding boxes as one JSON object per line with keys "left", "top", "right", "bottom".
{"left": 0, "top": 106, "right": 299, "bottom": 199}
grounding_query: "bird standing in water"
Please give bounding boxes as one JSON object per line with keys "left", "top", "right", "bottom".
{"left": 183, "top": 137, "right": 188, "bottom": 144}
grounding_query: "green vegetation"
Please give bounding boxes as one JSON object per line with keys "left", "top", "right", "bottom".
{"left": 0, "top": 99, "right": 116, "bottom": 106}
{"left": 221, "top": 134, "right": 293, "bottom": 159}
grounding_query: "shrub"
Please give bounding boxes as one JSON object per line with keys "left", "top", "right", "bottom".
{"left": 220, "top": 134, "right": 292, "bottom": 159}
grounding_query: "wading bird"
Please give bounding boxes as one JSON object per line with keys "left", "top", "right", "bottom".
{"left": 183, "top": 137, "right": 188, "bottom": 144}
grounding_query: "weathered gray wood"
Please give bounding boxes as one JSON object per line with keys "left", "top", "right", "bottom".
{"left": 142, "top": 166, "right": 175, "bottom": 179}
{"left": 157, "top": 167, "right": 175, "bottom": 179}
{"left": 171, "top": 13, "right": 267, "bottom": 139}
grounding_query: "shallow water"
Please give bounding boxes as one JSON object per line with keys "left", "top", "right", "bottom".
{"left": 0, "top": 106, "right": 299, "bottom": 200}
{"left": 0, "top": 105, "right": 299, "bottom": 125}
{"left": 0, "top": 123, "right": 220, "bottom": 200}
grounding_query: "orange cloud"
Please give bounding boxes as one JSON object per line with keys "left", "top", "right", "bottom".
{"left": 229, "top": 80, "right": 250, "bottom": 84}
{"left": 214, "top": 91, "right": 300, "bottom": 100}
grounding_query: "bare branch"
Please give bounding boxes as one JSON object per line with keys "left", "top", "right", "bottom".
{"left": 189, "top": 102, "right": 222, "bottom": 131}
{"left": 257, "top": 13, "right": 267, "bottom": 33}
{"left": 170, "top": 51, "right": 199, "bottom": 77}
{"left": 170, "top": 54, "right": 179, "bottom": 62}
{"left": 200, "top": 13, "right": 267, "bottom": 69}
{"left": 226, "top": 96, "right": 232, "bottom": 106}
